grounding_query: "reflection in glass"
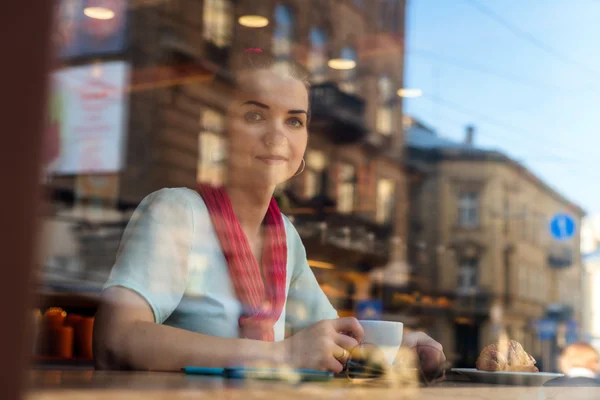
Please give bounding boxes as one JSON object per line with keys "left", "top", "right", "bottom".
{"left": 309, "top": 27, "right": 328, "bottom": 83}
{"left": 198, "top": 109, "right": 225, "bottom": 186}
{"left": 203, "top": 0, "right": 233, "bottom": 48}
{"left": 273, "top": 4, "right": 294, "bottom": 75}
{"left": 338, "top": 46, "right": 357, "bottom": 93}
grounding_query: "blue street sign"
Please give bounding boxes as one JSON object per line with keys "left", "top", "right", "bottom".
{"left": 535, "top": 318, "right": 557, "bottom": 341}
{"left": 566, "top": 320, "right": 579, "bottom": 345}
{"left": 356, "top": 300, "right": 383, "bottom": 320}
{"left": 550, "top": 213, "right": 576, "bottom": 241}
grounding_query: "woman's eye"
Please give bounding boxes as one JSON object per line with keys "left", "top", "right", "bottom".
{"left": 287, "top": 117, "right": 304, "bottom": 128}
{"left": 244, "top": 111, "right": 264, "bottom": 122}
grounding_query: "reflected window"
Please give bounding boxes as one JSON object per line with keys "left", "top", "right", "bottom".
{"left": 273, "top": 4, "right": 295, "bottom": 74}
{"left": 376, "top": 75, "right": 394, "bottom": 135}
{"left": 518, "top": 265, "right": 527, "bottom": 297}
{"left": 203, "top": 0, "right": 233, "bottom": 48}
{"left": 337, "top": 163, "right": 356, "bottom": 214}
{"left": 457, "top": 258, "right": 478, "bottom": 294}
{"left": 521, "top": 205, "right": 528, "bottom": 240}
{"left": 532, "top": 211, "right": 541, "bottom": 245}
{"left": 376, "top": 178, "right": 395, "bottom": 224}
{"left": 305, "top": 150, "right": 327, "bottom": 198}
{"left": 540, "top": 214, "right": 548, "bottom": 246}
{"left": 198, "top": 109, "right": 225, "bottom": 185}
{"left": 380, "top": 0, "right": 399, "bottom": 32}
{"left": 503, "top": 197, "right": 510, "bottom": 233}
{"left": 309, "top": 27, "right": 328, "bottom": 83}
{"left": 458, "top": 192, "right": 479, "bottom": 228}
{"left": 338, "top": 46, "right": 358, "bottom": 94}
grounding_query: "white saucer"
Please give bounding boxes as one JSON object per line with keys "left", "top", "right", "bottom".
{"left": 451, "top": 368, "right": 564, "bottom": 386}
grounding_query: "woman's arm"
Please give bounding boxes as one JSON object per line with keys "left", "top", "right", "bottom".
{"left": 94, "top": 287, "right": 279, "bottom": 371}
{"left": 94, "top": 188, "right": 278, "bottom": 370}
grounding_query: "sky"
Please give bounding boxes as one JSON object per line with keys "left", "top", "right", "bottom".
{"left": 403, "top": 0, "right": 600, "bottom": 215}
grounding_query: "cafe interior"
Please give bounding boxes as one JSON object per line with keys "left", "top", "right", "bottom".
{"left": 3, "top": 1, "right": 598, "bottom": 399}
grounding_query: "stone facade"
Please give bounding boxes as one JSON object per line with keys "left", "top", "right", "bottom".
{"left": 407, "top": 121, "right": 585, "bottom": 368}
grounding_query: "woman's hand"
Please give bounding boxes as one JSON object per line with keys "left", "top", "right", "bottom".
{"left": 278, "top": 317, "right": 364, "bottom": 373}
{"left": 401, "top": 331, "right": 446, "bottom": 375}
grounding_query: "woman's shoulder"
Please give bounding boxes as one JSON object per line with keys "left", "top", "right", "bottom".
{"left": 137, "top": 188, "right": 210, "bottom": 230}
{"left": 142, "top": 187, "right": 207, "bottom": 212}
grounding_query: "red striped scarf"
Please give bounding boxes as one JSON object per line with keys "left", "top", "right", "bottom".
{"left": 197, "top": 184, "right": 287, "bottom": 341}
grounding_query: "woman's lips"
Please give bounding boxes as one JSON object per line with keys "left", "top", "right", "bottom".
{"left": 256, "top": 156, "right": 288, "bottom": 165}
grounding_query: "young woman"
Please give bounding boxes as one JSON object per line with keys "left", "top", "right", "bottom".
{"left": 93, "top": 52, "right": 445, "bottom": 374}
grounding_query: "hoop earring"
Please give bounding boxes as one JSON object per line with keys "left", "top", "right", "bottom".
{"left": 294, "top": 158, "right": 306, "bottom": 176}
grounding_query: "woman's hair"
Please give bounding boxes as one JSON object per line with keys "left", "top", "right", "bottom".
{"left": 232, "top": 49, "right": 311, "bottom": 91}
{"left": 219, "top": 49, "right": 312, "bottom": 124}
{"left": 559, "top": 343, "right": 600, "bottom": 372}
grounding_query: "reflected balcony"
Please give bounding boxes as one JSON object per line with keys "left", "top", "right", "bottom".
{"left": 309, "top": 82, "right": 368, "bottom": 145}
{"left": 287, "top": 207, "right": 391, "bottom": 271}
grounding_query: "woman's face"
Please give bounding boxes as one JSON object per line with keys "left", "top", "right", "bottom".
{"left": 226, "top": 69, "right": 309, "bottom": 189}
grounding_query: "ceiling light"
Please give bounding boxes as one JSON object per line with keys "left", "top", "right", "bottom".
{"left": 397, "top": 88, "right": 423, "bottom": 98}
{"left": 83, "top": 7, "right": 115, "bottom": 20}
{"left": 327, "top": 58, "right": 356, "bottom": 70}
{"left": 238, "top": 15, "right": 269, "bottom": 28}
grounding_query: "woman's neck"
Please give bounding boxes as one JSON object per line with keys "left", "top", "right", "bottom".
{"left": 225, "top": 182, "right": 276, "bottom": 237}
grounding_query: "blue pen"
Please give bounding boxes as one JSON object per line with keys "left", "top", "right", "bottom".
{"left": 183, "top": 366, "right": 225, "bottom": 376}
{"left": 225, "top": 367, "right": 334, "bottom": 381}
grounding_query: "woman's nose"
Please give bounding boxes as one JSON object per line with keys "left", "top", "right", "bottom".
{"left": 263, "top": 121, "right": 287, "bottom": 147}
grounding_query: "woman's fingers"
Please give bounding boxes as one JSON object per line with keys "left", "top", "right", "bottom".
{"left": 331, "top": 317, "right": 364, "bottom": 343}
{"left": 328, "top": 344, "right": 348, "bottom": 373}
{"left": 403, "top": 331, "right": 446, "bottom": 374}
{"left": 335, "top": 332, "right": 359, "bottom": 350}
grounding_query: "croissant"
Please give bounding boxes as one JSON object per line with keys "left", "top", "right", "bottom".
{"left": 476, "top": 340, "right": 538, "bottom": 372}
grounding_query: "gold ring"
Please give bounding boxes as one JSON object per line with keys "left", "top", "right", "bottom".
{"left": 337, "top": 348, "right": 349, "bottom": 361}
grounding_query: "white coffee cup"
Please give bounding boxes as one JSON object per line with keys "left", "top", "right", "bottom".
{"left": 359, "top": 320, "right": 404, "bottom": 365}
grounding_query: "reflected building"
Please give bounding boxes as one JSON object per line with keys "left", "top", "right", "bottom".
{"left": 41, "top": 0, "right": 408, "bottom": 322}
{"left": 397, "top": 116, "right": 585, "bottom": 369}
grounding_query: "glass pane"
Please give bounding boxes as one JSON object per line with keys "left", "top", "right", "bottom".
{"left": 309, "top": 27, "right": 328, "bottom": 83}
{"left": 28, "top": 0, "right": 593, "bottom": 387}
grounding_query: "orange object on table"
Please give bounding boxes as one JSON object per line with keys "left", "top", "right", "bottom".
{"left": 43, "top": 307, "right": 66, "bottom": 329}
{"left": 49, "top": 326, "right": 74, "bottom": 359}
{"left": 76, "top": 317, "right": 94, "bottom": 360}
{"left": 64, "top": 314, "right": 82, "bottom": 329}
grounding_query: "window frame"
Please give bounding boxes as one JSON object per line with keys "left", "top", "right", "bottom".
{"left": 457, "top": 257, "right": 479, "bottom": 294}
{"left": 375, "top": 177, "right": 396, "bottom": 224}
{"left": 308, "top": 26, "right": 329, "bottom": 84}
{"left": 273, "top": 3, "right": 296, "bottom": 74}
{"left": 197, "top": 108, "right": 226, "bottom": 186}
{"left": 376, "top": 74, "right": 395, "bottom": 136}
{"left": 336, "top": 162, "right": 357, "bottom": 214}
{"left": 202, "top": 0, "right": 233, "bottom": 48}
{"left": 304, "top": 149, "right": 327, "bottom": 199}
{"left": 338, "top": 46, "right": 358, "bottom": 94}
{"left": 457, "top": 191, "right": 480, "bottom": 228}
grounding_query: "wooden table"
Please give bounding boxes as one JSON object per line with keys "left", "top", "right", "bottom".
{"left": 26, "top": 370, "right": 600, "bottom": 400}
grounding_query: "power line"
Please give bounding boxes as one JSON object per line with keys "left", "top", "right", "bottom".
{"left": 412, "top": 102, "right": 600, "bottom": 190}
{"left": 418, "top": 93, "right": 599, "bottom": 168}
{"left": 407, "top": 48, "right": 576, "bottom": 94}
{"left": 464, "top": 0, "right": 600, "bottom": 79}
{"left": 423, "top": 112, "right": 576, "bottom": 164}
{"left": 423, "top": 111, "right": 587, "bottom": 166}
